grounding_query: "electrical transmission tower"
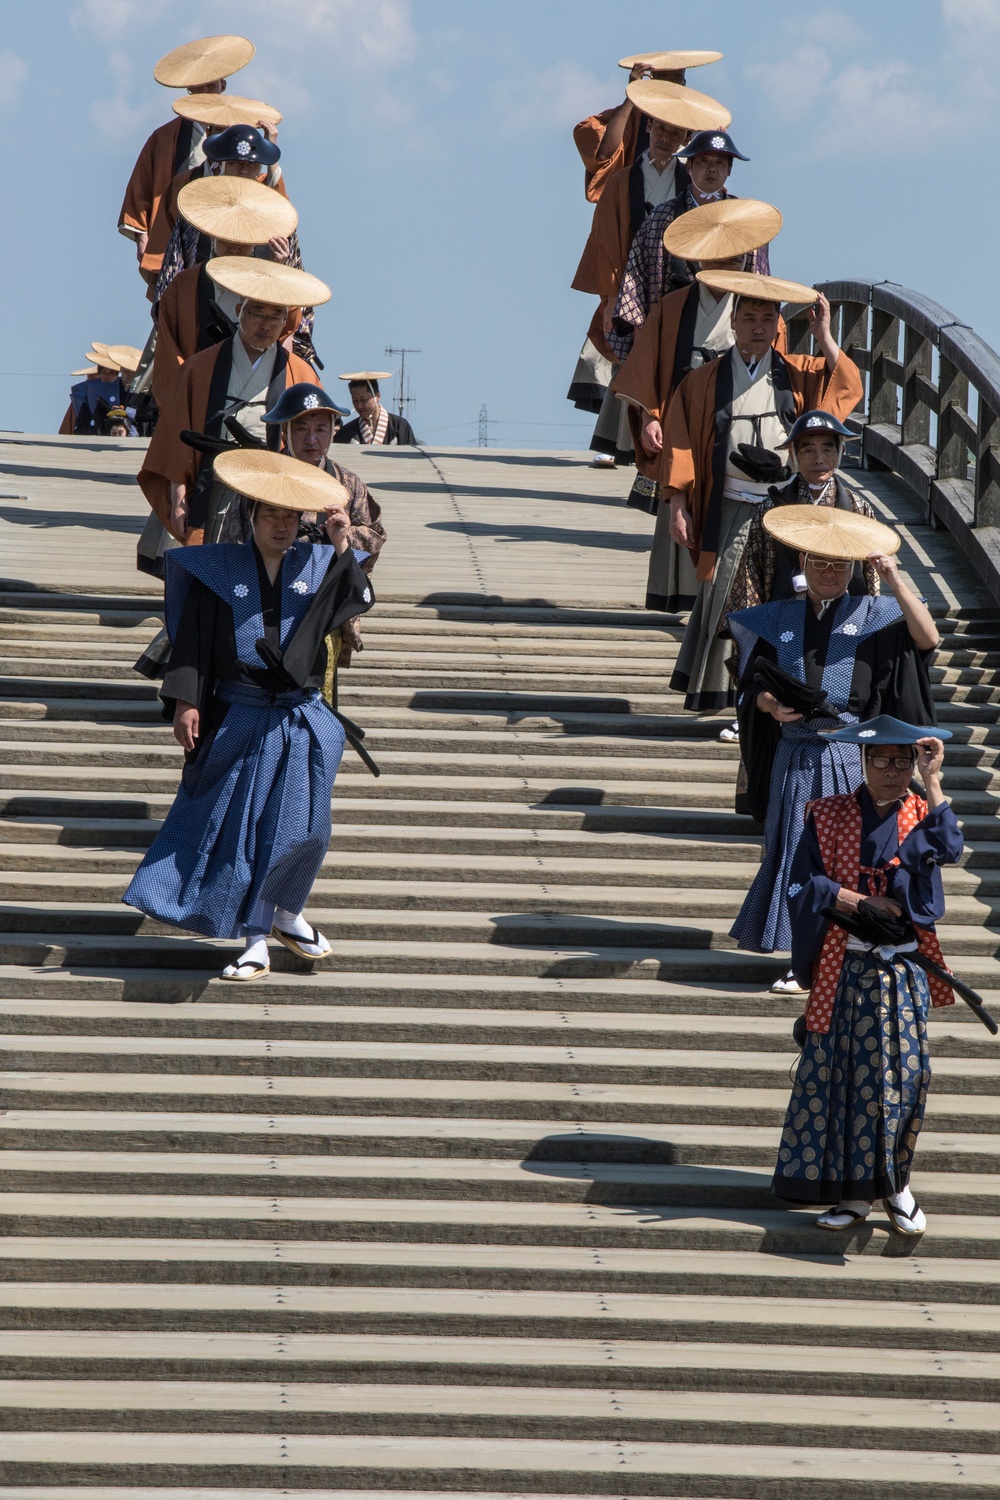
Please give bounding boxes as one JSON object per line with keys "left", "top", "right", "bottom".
{"left": 478, "top": 403, "right": 490, "bottom": 447}
{"left": 385, "top": 346, "right": 421, "bottom": 419}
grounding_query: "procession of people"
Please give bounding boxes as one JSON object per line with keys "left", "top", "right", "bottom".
{"left": 568, "top": 48, "right": 985, "bottom": 1236}
{"left": 52, "top": 33, "right": 986, "bottom": 1241}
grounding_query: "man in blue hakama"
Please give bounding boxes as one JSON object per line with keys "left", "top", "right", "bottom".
{"left": 123, "top": 450, "right": 374, "bottom": 980}
{"left": 726, "top": 507, "right": 939, "bottom": 980}
{"left": 772, "top": 719, "right": 963, "bottom": 1235}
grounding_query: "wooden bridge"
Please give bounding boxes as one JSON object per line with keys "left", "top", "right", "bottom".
{"left": 1, "top": 286, "right": 999, "bottom": 1496}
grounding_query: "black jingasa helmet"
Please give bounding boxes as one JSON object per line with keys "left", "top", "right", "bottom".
{"left": 262, "top": 384, "right": 349, "bottom": 424}
{"left": 204, "top": 124, "right": 281, "bottom": 167}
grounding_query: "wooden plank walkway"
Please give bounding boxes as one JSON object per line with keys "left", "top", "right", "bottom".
{"left": 0, "top": 435, "right": 999, "bottom": 1496}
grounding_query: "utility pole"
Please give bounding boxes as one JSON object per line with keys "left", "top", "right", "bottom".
{"left": 478, "top": 403, "right": 490, "bottom": 447}
{"left": 385, "top": 345, "right": 420, "bottom": 419}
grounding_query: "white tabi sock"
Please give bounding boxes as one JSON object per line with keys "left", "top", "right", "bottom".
{"left": 275, "top": 908, "right": 316, "bottom": 940}
{"left": 275, "top": 907, "right": 331, "bottom": 957}
{"left": 236, "top": 935, "right": 270, "bottom": 969}
{"left": 888, "top": 1185, "right": 917, "bottom": 1216}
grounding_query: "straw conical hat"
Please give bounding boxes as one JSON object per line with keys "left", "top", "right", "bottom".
{"left": 696, "top": 269, "right": 817, "bottom": 305}
{"left": 71, "top": 365, "right": 99, "bottom": 377}
{"left": 663, "top": 200, "right": 782, "bottom": 260}
{"left": 338, "top": 371, "right": 393, "bottom": 382}
{"left": 154, "top": 35, "right": 255, "bottom": 88}
{"left": 625, "top": 77, "right": 731, "bottom": 131}
{"left": 178, "top": 176, "right": 298, "bottom": 243}
{"left": 86, "top": 344, "right": 122, "bottom": 370}
{"left": 619, "top": 49, "right": 722, "bottom": 71}
{"left": 206, "top": 256, "right": 331, "bottom": 307}
{"left": 763, "top": 506, "right": 900, "bottom": 561}
{"left": 105, "top": 345, "right": 142, "bottom": 373}
{"left": 173, "top": 93, "right": 282, "bottom": 128}
{"left": 213, "top": 449, "right": 349, "bottom": 512}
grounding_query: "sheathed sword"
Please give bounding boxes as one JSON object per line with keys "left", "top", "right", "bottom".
{"left": 821, "top": 905, "right": 999, "bottom": 1035}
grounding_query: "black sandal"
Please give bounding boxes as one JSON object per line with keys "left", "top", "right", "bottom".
{"left": 220, "top": 959, "right": 271, "bottom": 982}
{"left": 270, "top": 922, "right": 331, "bottom": 961}
{"left": 883, "top": 1197, "right": 926, "bottom": 1235}
{"left": 817, "top": 1206, "right": 870, "bottom": 1229}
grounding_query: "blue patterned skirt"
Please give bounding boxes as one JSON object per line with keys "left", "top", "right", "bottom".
{"left": 731, "top": 734, "right": 861, "bottom": 953}
{"left": 772, "top": 953, "right": 931, "bottom": 1204}
{"left": 123, "top": 682, "right": 345, "bottom": 939}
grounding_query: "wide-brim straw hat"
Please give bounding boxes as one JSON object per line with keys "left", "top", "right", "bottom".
{"left": 106, "top": 344, "right": 142, "bottom": 373}
{"left": 173, "top": 93, "right": 282, "bottom": 128}
{"left": 625, "top": 77, "right": 731, "bottom": 131}
{"left": 696, "top": 268, "right": 817, "bottom": 305}
{"left": 213, "top": 449, "right": 349, "bottom": 512}
{"left": 178, "top": 176, "right": 298, "bottom": 243}
{"left": 763, "top": 506, "right": 900, "bottom": 560}
{"left": 619, "top": 50, "right": 722, "bottom": 71}
{"left": 206, "top": 256, "right": 331, "bottom": 307}
{"left": 86, "top": 344, "right": 122, "bottom": 371}
{"left": 154, "top": 35, "right": 255, "bottom": 88}
{"left": 663, "top": 199, "right": 782, "bottom": 260}
{"left": 338, "top": 371, "right": 393, "bottom": 382}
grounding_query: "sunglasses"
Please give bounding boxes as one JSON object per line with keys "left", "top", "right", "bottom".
{"left": 804, "top": 555, "right": 852, "bottom": 573}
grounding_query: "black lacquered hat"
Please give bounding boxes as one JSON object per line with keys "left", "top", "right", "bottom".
{"left": 204, "top": 124, "right": 280, "bottom": 167}
{"left": 676, "top": 128, "right": 748, "bottom": 161}
{"left": 263, "top": 383, "right": 348, "bottom": 423}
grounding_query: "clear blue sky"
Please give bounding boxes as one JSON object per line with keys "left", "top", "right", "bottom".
{"left": 1, "top": 0, "right": 993, "bottom": 444}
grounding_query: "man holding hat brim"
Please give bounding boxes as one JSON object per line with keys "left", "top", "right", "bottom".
{"left": 724, "top": 409, "right": 881, "bottom": 616}
{"left": 662, "top": 271, "right": 864, "bottom": 712}
{"left": 610, "top": 128, "right": 771, "bottom": 364}
{"left": 263, "top": 382, "right": 387, "bottom": 681}
{"left": 612, "top": 199, "right": 784, "bottom": 609}
{"left": 334, "top": 375, "right": 416, "bottom": 446}
{"left": 147, "top": 121, "right": 287, "bottom": 303}
{"left": 119, "top": 35, "right": 255, "bottom": 280}
{"left": 138, "top": 257, "right": 329, "bottom": 548}
{"left": 151, "top": 175, "right": 303, "bottom": 411}
{"left": 124, "top": 449, "right": 375, "bottom": 983}
{"left": 727, "top": 507, "right": 939, "bottom": 971}
{"left": 775, "top": 716, "right": 963, "bottom": 1235}
{"left": 574, "top": 51, "right": 722, "bottom": 203}
{"left": 573, "top": 79, "right": 730, "bottom": 459}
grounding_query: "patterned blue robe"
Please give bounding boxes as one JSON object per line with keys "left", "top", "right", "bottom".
{"left": 123, "top": 541, "right": 353, "bottom": 939}
{"left": 773, "top": 791, "right": 963, "bottom": 1204}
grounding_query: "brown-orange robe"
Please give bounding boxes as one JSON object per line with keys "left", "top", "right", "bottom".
{"left": 119, "top": 119, "right": 199, "bottom": 264}
{"left": 574, "top": 105, "right": 645, "bottom": 202}
{"left": 138, "top": 337, "right": 319, "bottom": 546}
{"left": 140, "top": 166, "right": 290, "bottom": 293}
{"left": 573, "top": 155, "right": 690, "bottom": 367}
{"left": 613, "top": 287, "right": 788, "bottom": 481}
{"left": 153, "top": 263, "right": 302, "bottom": 411}
{"left": 661, "top": 350, "right": 864, "bottom": 581}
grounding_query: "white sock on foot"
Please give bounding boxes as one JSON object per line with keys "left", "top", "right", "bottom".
{"left": 237, "top": 935, "right": 270, "bottom": 968}
{"left": 889, "top": 1185, "right": 916, "bottom": 1215}
{"left": 275, "top": 908, "right": 315, "bottom": 940}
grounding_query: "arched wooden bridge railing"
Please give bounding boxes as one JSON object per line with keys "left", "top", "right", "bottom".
{"left": 784, "top": 279, "right": 1000, "bottom": 605}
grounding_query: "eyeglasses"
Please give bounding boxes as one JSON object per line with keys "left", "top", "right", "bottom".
{"left": 804, "top": 555, "right": 852, "bottom": 573}
{"left": 866, "top": 755, "right": 916, "bottom": 771}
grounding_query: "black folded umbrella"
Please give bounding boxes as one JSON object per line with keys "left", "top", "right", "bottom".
{"left": 751, "top": 658, "right": 843, "bottom": 721}
{"left": 729, "top": 442, "right": 791, "bottom": 485}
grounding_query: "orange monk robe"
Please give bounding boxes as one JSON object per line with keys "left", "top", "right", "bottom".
{"left": 574, "top": 105, "right": 644, "bottom": 203}
{"left": 119, "top": 119, "right": 187, "bottom": 248}
{"left": 572, "top": 160, "right": 645, "bottom": 364}
{"left": 141, "top": 167, "right": 291, "bottom": 290}
{"left": 152, "top": 263, "right": 303, "bottom": 411}
{"left": 138, "top": 338, "right": 319, "bottom": 545}
{"left": 661, "top": 350, "right": 864, "bottom": 581}
{"left": 613, "top": 289, "right": 788, "bottom": 481}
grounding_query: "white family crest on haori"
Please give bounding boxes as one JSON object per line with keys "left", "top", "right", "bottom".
{"left": 780, "top": 630, "right": 794, "bottom": 642}
{"left": 292, "top": 579, "right": 310, "bottom": 594}
{"left": 233, "top": 583, "right": 249, "bottom": 597}
{"left": 841, "top": 622, "right": 859, "bottom": 635}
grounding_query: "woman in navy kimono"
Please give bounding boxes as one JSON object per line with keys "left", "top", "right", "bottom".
{"left": 773, "top": 720, "right": 963, "bottom": 1234}
{"left": 727, "top": 510, "right": 938, "bottom": 979}
{"left": 123, "top": 453, "right": 374, "bottom": 980}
